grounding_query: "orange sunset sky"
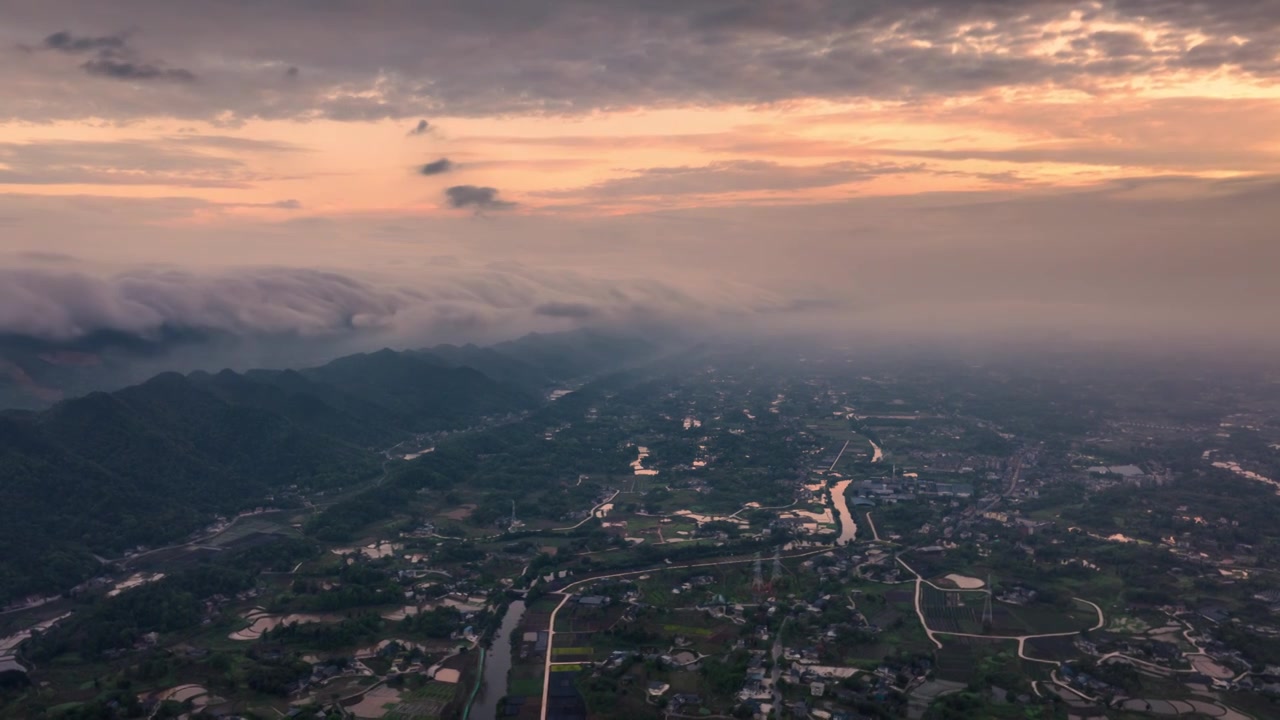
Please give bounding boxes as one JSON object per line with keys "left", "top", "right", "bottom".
{"left": 1, "top": 0, "right": 1278, "bottom": 355}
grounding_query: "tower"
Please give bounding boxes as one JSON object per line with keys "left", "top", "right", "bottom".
{"left": 761, "top": 546, "right": 781, "bottom": 595}
{"left": 982, "top": 573, "right": 994, "bottom": 631}
{"left": 751, "top": 552, "right": 765, "bottom": 595}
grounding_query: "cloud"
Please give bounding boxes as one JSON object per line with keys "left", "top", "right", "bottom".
{"left": 420, "top": 158, "right": 455, "bottom": 176}
{"left": 81, "top": 57, "right": 196, "bottom": 82}
{"left": 408, "top": 119, "right": 431, "bottom": 135}
{"left": 0, "top": 267, "right": 407, "bottom": 344}
{"left": 0, "top": 264, "right": 781, "bottom": 365}
{"left": 34, "top": 28, "right": 198, "bottom": 84}
{"left": 12, "top": 251, "right": 79, "bottom": 264}
{"left": 165, "top": 134, "right": 307, "bottom": 153}
{"left": 42, "top": 30, "right": 127, "bottom": 54}
{"left": 536, "top": 160, "right": 921, "bottom": 199}
{"left": 6, "top": 1, "right": 1280, "bottom": 122}
{"left": 1, "top": 173, "right": 1278, "bottom": 371}
{"left": 220, "top": 198, "right": 303, "bottom": 210}
{"left": 0, "top": 139, "right": 259, "bottom": 188}
{"left": 445, "top": 185, "right": 515, "bottom": 211}
{"left": 534, "top": 301, "right": 596, "bottom": 319}
{"left": 879, "top": 146, "right": 1280, "bottom": 173}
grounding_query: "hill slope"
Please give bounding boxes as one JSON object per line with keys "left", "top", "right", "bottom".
{"left": 0, "top": 357, "right": 535, "bottom": 604}
{"left": 0, "top": 328, "right": 658, "bottom": 604}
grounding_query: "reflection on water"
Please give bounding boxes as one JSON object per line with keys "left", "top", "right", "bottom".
{"left": 831, "top": 479, "right": 858, "bottom": 545}
{"left": 228, "top": 608, "right": 342, "bottom": 641}
{"left": 470, "top": 600, "right": 525, "bottom": 720}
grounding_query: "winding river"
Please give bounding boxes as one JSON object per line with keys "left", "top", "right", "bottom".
{"left": 831, "top": 479, "right": 858, "bottom": 545}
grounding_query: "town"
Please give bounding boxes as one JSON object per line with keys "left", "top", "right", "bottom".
{"left": 3, "top": 346, "right": 1280, "bottom": 720}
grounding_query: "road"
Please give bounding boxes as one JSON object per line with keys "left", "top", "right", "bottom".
{"left": 551, "top": 489, "right": 621, "bottom": 531}
{"left": 828, "top": 438, "right": 851, "bottom": 472}
{"left": 897, "top": 555, "right": 942, "bottom": 649}
{"left": 1005, "top": 453, "right": 1023, "bottom": 496}
{"left": 897, "top": 559, "right": 1233, "bottom": 684}
{"left": 728, "top": 499, "right": 796, "bottom": 519}
{"left": 863, "top": 511, "right": 881, "bottom": 542}
{"left": 770, "top": 618, "right": 788, "bottom": 714}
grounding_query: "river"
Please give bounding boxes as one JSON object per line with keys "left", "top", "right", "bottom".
{"left": 831, "top": 479, "right": 858, "bottom": 545}
{"left": 469, "top": 600, "right": 525, "bottom": 720}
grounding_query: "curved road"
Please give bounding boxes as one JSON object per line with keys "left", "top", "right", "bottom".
{"left": 551, "top": 490, "right": 621, "bottom": 532}
{"left": 897, "top": 555, "right": 1105, "bottom": 657}
{"left": 537, "top": 548, "right": 832, "bottom": 720}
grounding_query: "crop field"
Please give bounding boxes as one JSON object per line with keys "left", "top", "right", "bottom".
{"left": 921, "top": 584, "right": 987, "bottom": 634}
{"left": 554, "top": 605, "right": 624, "bottom": 633}
{"left": 1022, "top": 635, "right": 1083, "bottom": 663}
{"left": 934, "top": 637, "right": 1018, "bottom": 683}
{"left": 662, "top": 624, "right": 715, "bottom": 638}
{"left": 550, "top": 644, "right": 594, "bottom": 662}
{"left": 383, "top": 682, "right": 455, "bottom": 720}
{"left": 921, "top": 584, "right": 1098, "bottom": 637}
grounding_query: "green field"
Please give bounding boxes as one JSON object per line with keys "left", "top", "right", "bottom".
{"left": 661, "top": 624, "right": 714, "bottom": 638}
{"left": 383, "top": 682, "right": 456, "bottom": 720}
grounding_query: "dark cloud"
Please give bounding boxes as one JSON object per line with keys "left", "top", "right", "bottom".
{"left": 408, "top": 119, "right": 431, "bottom": 135}
{"left": 285, "top": 65, "right": 299, "bottom": 78}
{"left": 81, "top": 58, "right": 196, "bottom": 82}
{"left": 420, "top": 158, "right": 455, "bottom": 176}
{"left": 0, "top": 267, "right": 406, "bottom": 343}
{"left": 42, "top": 30, "right": 127, "bottom": 54}
{"left": 0, "top": 326, "right": 208, "bottom": 359}
{"left": 0, "top": 263, "right": 758, "bottom": 365}
{"left": 5, "top": 1, "right": 1280, "bottom": 121}
{"left": 37, "top": 28, "right": 198, "bottom": 85}
{"left": 445, "top": 185, "right": 515, "bottom": 211}
{"left": 534, "top": 301, "right": 596, "bottom": 319}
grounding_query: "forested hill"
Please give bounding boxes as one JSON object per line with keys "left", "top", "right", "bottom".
{"left": 0, "top": 329, "right": 659, "bottom": 605}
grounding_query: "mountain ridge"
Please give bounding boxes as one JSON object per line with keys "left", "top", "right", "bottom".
{"left": 0, "top": 329, "right": 658, "bottom": 605}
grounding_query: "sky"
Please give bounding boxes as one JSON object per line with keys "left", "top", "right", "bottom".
{"left": 2, "top": 0, "right": 1279, "bottom": 386}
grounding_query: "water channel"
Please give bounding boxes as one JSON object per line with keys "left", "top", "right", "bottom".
{"left": 469, "top": 599, "right": 525, "bottom": 720}
{"left": 830, "top": 479, "right": 858, "bottom": 545}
